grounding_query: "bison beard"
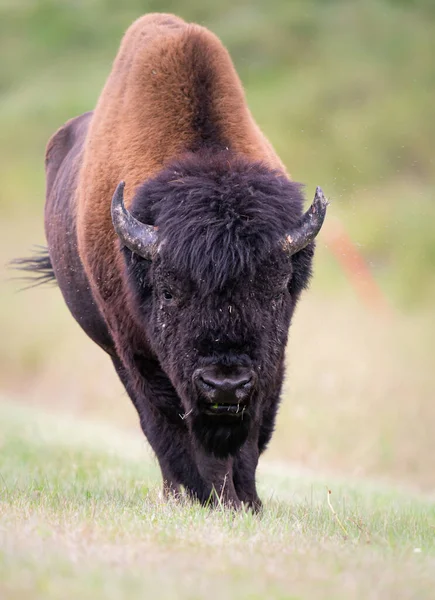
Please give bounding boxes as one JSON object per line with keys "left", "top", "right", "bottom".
{"left": 192, "top": 412, "right": 251, "bottom": 459}
{"left": 13, "top": 14, "right": 328, "bottom": 510}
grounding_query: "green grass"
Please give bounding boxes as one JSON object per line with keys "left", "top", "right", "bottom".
{"left": 1, "top": 400, "right": 435, "bottom": 600}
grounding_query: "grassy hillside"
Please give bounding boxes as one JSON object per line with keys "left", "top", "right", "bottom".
{"left": 1, "top": 400, "right": 435, "bottom": 600}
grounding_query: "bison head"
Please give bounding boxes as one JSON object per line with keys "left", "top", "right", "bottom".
{"left": 112, "top": 152, "right": 327, "bottom": 457}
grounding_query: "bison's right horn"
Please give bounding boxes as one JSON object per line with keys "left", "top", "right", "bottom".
{"left": 282, "top": 186, "right": 329, "bottom": 256}
{"left": 111, "top": 181, "right": 158, "bottom": 260}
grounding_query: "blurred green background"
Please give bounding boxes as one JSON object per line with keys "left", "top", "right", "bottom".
{"left": 1, "top": 0, "right": 434, "bottom": 490}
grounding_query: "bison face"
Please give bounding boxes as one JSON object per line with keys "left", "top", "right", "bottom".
{"left": 145, "top": 251, "right": 296, "bottom": 456}
{"left": 113, "top": 152, "right": 327, "bottom": 457}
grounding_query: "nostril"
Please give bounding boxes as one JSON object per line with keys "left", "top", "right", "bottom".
{"left": 228, "top": 374, "right": 254, "bottom": 392}
{"left": 198, "top": 375, "right": 215, "bottom": 392}
{"left": 241, "top": 377, "right": 253, "bottom": 390}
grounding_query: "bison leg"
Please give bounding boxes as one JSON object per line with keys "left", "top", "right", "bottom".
{"left": 159, "top": 467, "right": 181, "bottom": 498}
{"left": 233, "top": 436, "right": 262, "bottom": 512}
{"left": 194, "top": 449, "right": 241, "bottom": 509}
{"left": 111, "top": 356, "right": 215, "bottom": 503}
{"left": 112, "top": 356, "right": 247, "bottom": 509}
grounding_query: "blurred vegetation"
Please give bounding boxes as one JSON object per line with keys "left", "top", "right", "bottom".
{"left": 1, "top": 0, "right": 435, "bottom": 306}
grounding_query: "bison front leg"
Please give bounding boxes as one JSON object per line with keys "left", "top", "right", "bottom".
{"left": 194, "top": 449, "right": 241, "bottom": 509}
{"left": 111, "top": 356, "right": 211, "bottom": 502}
{"left": 233, "top": 435, "right": 262, "bottom": 512}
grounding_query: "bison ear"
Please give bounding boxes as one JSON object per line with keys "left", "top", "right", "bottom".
{"left": 281, "top": 187, "right": 328, "bottom": 256}
{"left": 288, "top": 242, "right": 314, "bottom": 300}
{"left": 111, "top": 181, "right": 159, "bottom": 260}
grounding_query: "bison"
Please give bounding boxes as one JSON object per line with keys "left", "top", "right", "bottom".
{"left": 17, "top": 13, "right": 328, "bottom": 510}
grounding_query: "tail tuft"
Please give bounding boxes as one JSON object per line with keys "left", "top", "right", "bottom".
{"left": 9, "top": 245, "right": 56, "bottom": 289}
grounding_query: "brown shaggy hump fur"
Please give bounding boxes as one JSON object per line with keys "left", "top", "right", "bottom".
{"left": 74, "top": 13, "right": 287, "bottom": 347}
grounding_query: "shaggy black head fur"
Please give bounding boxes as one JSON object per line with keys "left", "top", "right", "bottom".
{"left": 121, "top": 151, "right": 314, "bottom": 457}
{"left": 130, "top": 151, "right": 312, "bottom": 296}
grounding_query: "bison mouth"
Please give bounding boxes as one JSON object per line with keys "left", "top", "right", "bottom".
{"left": 203, "top": 401, "right": 248, "bottom": 417}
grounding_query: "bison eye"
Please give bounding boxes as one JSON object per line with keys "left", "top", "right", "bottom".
{"left": 162, "top": 289, "right": 174, "bottom": 301}
{"left": 274, "top": 283, "right": 289, "bottom": 301}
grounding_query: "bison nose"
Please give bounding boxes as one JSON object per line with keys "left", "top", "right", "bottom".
{"left": 194, "top": 367, "right": 255, "bottom": 405}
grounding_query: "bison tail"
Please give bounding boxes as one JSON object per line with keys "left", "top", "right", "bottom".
{"left": 9, "top": 245, "right": 56, "bottom": 289}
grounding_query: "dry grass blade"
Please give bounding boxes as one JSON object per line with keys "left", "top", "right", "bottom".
{"left": 326, "top": 487, "right": 348, "bottom": 539}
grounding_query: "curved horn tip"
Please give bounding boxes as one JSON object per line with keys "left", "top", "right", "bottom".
{"left": 111, "top": 180, "right": 159, "bottom": 260}
{"left": 314, "top": 186, "right": 330, "bottom": 208}
{"left": 116, "top": 180, "right": 126, "bottom": 197}
{"left": 281, "top": 186, "right": 329, "bottom": 256}
{"left": 111, "top": 181, "right": 126, "bottom": 215}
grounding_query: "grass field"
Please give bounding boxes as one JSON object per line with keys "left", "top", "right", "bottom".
{"left": 1, "top": 400, "right": 435, "bottom": 600}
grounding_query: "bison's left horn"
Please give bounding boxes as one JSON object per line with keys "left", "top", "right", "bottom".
{"left": 282, "top": 186, "right": 329, "bottom": 256}
{"left": 111, "top": 181, "right": 158, "bottom": 260}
